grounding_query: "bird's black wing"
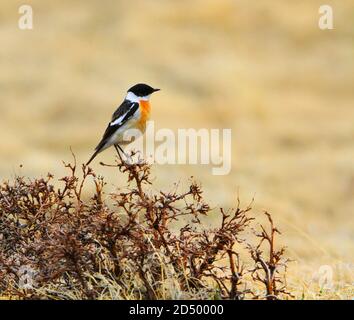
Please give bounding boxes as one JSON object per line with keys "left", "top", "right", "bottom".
{"left": 94, "top": 99, "right": 139, "bottom": 152}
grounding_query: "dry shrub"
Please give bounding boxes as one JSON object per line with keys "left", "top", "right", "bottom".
{"left": 0, "top": 152, "right": 292, "bottom": 300}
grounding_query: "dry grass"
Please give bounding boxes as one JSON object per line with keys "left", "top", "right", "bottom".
{"left": 0, "top": 0, "right": 353, "bottom": 299}
{"left": 0, "top": 153, "right": 292, "bottom": 300}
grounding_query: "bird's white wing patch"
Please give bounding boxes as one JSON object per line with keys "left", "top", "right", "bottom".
{"left": 110, "top": 102, "right": 138, "bottom": 126}
{"left": 110, "top": 114, "right": 126, "bottom": 126}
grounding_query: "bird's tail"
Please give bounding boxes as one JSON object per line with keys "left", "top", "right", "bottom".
{"left": 86, "top": 149, "right": 100, "bottom": 166}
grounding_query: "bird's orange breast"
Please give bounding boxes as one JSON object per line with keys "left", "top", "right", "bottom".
{"left": 138, "top": 100, "right": 151, "bottom": 131}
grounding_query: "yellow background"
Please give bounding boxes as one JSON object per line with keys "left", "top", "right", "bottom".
{"left": 1, "top": 0, "right": 353, "bottom": 297}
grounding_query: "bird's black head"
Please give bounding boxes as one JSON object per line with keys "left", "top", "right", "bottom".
{"left": 127, "top": 83, "right": 160, "bottom": 97}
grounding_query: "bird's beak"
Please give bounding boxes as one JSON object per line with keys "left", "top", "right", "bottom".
{"left": 153, "top": 88, "right": 160, "bottom": 92}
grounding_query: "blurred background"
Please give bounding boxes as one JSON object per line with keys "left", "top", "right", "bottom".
{"left": 1, "top": 0, "right": 353, "bottom": 296}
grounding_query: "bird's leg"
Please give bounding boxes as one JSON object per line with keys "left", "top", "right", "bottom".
{"left": 117, "top": 145, "right": 134, "bottom": 164}
{"left": 117, "top": 145, "right": 128, "bottom": 158}
{"left": 114, "top": 145, "right": 124, "bottom": 163}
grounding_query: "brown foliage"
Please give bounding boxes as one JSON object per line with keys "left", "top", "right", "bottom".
{"left": 0, "top": 152, "right": 291, "bottom": 299}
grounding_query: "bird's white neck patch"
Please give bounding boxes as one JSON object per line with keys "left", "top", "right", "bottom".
{"left": 126, "top": 91, "right": 150, "bottom": 102}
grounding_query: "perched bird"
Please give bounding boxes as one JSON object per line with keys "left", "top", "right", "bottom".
{"left": 86, "top": 83, "right": 160, "bottom": 165}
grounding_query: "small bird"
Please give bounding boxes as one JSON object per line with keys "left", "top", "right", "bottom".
{"left": 86, "top": 83, "right": 160, "bottom": 165}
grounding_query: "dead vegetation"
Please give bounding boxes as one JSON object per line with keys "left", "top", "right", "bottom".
{"left": 0, "top": 152, "right": 291, "bottom": 299}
